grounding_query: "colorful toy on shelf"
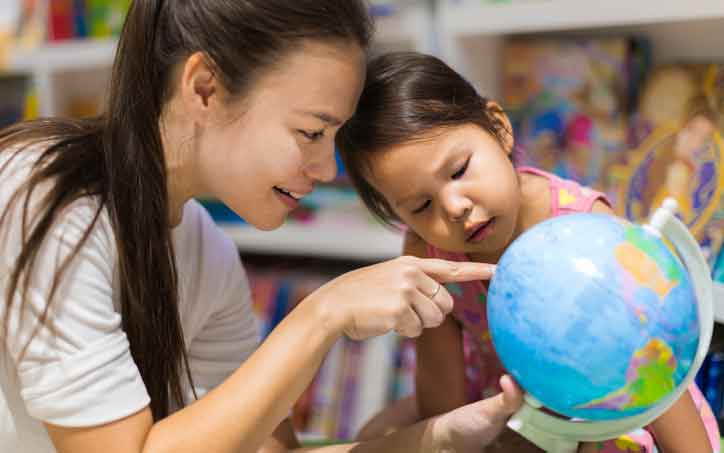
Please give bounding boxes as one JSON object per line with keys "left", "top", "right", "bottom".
{"left": 503, "top": 37, "right": 649, "bottom": 194}
{"left": 616, "top": 64, "right": 724, "bottom": 267}
{"left": 488, "top": 199, "right": 714, "bottom": 452}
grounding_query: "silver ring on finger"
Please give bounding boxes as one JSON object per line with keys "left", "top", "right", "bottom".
{"left": 430, "top": 282, "right": 441, "bottom": 299}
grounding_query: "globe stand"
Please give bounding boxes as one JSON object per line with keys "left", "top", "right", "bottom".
{"left": 506, "top": 198, "right": 715, "bottom": 453}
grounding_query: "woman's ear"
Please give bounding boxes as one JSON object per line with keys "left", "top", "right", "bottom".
{"left": 179, "top": 52, "right": 219, "bottom": 120}
{"left": 486, "top": 100, "right": 515, "bottom": 155}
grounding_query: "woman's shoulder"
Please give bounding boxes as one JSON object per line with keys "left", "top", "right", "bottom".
{"left": 0, "top": 142, "right": 114, "bottom": 265}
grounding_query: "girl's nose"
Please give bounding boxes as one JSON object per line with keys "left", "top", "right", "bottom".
{"left": 443, "top": 194, "right": 473, "bottom": 223}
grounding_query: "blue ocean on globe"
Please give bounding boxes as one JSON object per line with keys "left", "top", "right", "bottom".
{"left": 488, "top": 213, "right": 699, "bottom": 420}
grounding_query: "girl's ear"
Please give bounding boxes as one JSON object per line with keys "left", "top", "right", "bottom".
{"left": 486, "top": 100, "right": 515, "bottom": 155}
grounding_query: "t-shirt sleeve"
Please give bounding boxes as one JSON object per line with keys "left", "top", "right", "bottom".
{"left": 1, "top": 199, "right": 150, "bottom": 427}
{"left": 184, "top": 204, "right": 259, "bottom": 396}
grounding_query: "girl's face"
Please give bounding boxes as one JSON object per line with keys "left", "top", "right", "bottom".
{"left": 197, "top": 41, "right": 365, "bottom": 230}
{"left": 366, "top": 124, "right": 521, "bottom": 258}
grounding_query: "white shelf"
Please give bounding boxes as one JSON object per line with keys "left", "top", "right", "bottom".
{"left": 372, "top": 2, "right": 437, "bottom": 55}
{"left": 439, "top": 0, "right": 724, "bottom": 36}
{"left": 220, "top": 222, "right": 404, "bottom": 262}
{"left": 4, "top": 39, "right": 117, "bottom": 74}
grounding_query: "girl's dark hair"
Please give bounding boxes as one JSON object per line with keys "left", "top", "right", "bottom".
{"left": 0, "top": 0, "right": 372, "bottom": 421}
{"left": 337, "top": 52, "right": 512, "bottom": 227}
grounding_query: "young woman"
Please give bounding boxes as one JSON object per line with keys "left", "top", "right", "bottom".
{"left": 0, "top": 2, "right": 521, "bottom": 452}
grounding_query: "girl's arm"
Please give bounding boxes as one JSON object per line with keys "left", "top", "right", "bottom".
{"left": 404, "top": 232, "right": 468, "bottom": 418}
{"left": 416, "top": 318, "right": 467, "bottom": 417}
{"left": 649, "top": 391, "right": 714, "bottom": 453}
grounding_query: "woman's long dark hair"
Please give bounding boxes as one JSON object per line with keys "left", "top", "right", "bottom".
{"left": 337, "top": 52, "right": 512, "bottom": 227}
{"left": 0, "top": 0, "right": 371, "bottom": 420}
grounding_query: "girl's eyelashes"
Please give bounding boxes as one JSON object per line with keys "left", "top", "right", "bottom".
{"left": 299, "top": 129, "right": 325, "bottom": 142}
{"left": 412, "top": 199, "right": 431, "bottom": 214}
{"left": 452, "top": 157, "right": 470, "bottom": 180}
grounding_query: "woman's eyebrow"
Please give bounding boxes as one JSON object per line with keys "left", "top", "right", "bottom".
{"left": 298, "top": 110, "right": 343, "bottom": 126}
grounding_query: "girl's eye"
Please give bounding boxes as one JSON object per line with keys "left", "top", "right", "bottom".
{"left": 452, "top": 157, "right": 470, "bottom": 180}
{"left": 300, "top": 129, "right": 325, "bottom": 142}
{"left": 412, "top": 199, "right": 431, "bottom": 214}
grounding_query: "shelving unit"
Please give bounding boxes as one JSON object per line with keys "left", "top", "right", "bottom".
{"left": 219, "top": 222, "right": 403, "bottom": 262}
{"left": 439, "top": 0, "right": 724, "bottom": 36}
{"left": 4, "top": 38, "right": 117, "bottom": 74}
{"left": 372, "top": 1, "right": 437, "bottom": 55}
{"left": 437, "top": 0, "right": 724, "bottom": 100}
{"left": 2, "top": 39, "right": 116, "bottom": 117}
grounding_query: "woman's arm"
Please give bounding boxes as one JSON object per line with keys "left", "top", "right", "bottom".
{"left": 46, "top": 297, "right": 340, "bottom": 453}
{"left": 46, "top": 256, "right": 495, "bottom": 453}
{"left": 259, "top": 419, "right": 301, "bottom": 453}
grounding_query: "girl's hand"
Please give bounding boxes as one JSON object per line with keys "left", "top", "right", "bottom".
{"left": 309, "top": 256, "right": 495, "bottom": 341}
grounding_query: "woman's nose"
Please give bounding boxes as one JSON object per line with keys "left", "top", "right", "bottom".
{"left": 304, "top": 145, "right": 338, "bottom": 183}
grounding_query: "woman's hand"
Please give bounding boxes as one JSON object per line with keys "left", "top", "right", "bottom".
{"left": 308, "top": 256, "right": 495, "bottom": 341}
{"left": 432, "top": 375, "right": 524, "bottom": 453}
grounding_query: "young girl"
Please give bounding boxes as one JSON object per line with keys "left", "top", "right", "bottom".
{"left": 337, "top": 52, "right": 721, "bottom": 453}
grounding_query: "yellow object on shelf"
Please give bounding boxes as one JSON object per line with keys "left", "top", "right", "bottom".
{"left": 23, "top": 87, "right": 39, "bottom": 120}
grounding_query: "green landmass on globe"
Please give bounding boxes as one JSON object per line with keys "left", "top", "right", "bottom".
{"left": 578, "top": 339, "right": 677, "bottom": 411}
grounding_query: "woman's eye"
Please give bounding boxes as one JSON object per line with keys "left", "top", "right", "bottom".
{"left": 412, "top": 199, "right": 431, "bottom": 214}
{"left": 300, "top": 129, "right": 325, "bottom": 142}
{"left": 452, "top": 157, "right": 470, "bottom": 180}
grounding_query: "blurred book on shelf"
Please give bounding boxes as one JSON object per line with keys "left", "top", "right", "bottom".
{"left": 2, "top": 0, "right": 129, "bottom": 48}
{"left": 48, "top": 0, "right": 129, "bottom": 42}
{"left": 502, "top": 36, "right": 651, "bottom": 199}
{"left": 246, "top": 264, "right": 404, "bottom": 441}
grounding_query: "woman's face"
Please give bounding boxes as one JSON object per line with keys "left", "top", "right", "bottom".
{"left": 198, "top": 41, "right": 365, "bottom": 230}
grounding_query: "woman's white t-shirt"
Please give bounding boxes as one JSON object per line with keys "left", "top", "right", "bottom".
{"left": 0, "top": 148, "right": 259, "bottom": 452}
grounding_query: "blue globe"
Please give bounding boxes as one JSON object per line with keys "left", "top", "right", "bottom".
{"left": 488, "top": 213, "right": 699, "bottom": 420}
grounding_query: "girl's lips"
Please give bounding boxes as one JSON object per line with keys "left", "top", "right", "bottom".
{"left": 467, "top": 218, "right": 495, "bottom": 243}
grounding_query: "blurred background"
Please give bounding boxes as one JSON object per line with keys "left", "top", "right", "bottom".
{"left": 1, "top": 0, "right": 723, "bottom": 443}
